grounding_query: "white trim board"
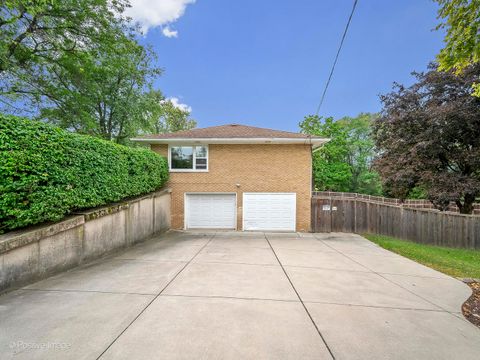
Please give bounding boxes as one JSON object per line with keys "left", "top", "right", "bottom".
{"left": 133, "top": 137, "right": 329, "bottom": 149}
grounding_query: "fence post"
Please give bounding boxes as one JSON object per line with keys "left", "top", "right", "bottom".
{"left": 354, "top": 194, "right": 357, "bottom": 233}
{"left": 329, "top": 196, "right": 333, "bottom": 233}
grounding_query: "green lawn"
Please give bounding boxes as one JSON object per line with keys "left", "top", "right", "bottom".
{"left": 363, "top": 234, "right": 480, "bottom": 279}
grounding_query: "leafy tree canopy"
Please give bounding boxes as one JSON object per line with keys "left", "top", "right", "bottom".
{"left": 150, "top": 97, "right": 197, "bottom": 134}
{"left": 0, "top": 0, "right": 130, "bottom": 86}
{"left": 435, "top": 0, "right": 480, "bottom": 95}
{"left": 0, "top": 0, "right": 195, "bottom": 143}
{"left": 300, "top": 113, "right": 382, "bottom": 195}
{"left": 36, "top": 35, "right": 162, "bottom": 143}
{"left": 373, "top": 63, "right": 480, "bottom": 214}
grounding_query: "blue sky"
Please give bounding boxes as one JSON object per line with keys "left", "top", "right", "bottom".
{"left": 133, "top": 0, "right": 445, "bottom": 132}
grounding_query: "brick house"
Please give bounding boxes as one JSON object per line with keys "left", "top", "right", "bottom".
{"left": 132, "top": 124, "right": 327, "bottom": 232}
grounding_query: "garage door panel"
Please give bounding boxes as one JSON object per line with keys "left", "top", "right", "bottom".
{"left": 243, "top": 193, "right": 296, "bottom": 231}
{"left": 186, "top": 194, "right": 236, "bottom": 229}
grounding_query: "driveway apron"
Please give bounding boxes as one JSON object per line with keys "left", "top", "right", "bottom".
{"left": 1, "top": 231, "right": 479, "bottom": 359}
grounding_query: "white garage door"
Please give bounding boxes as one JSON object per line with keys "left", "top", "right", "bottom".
{"left": 185, "top": 193, "right": 236, "bottom": 229}
{"left": 243, "top": 193, "right": 296, "bottom": 231}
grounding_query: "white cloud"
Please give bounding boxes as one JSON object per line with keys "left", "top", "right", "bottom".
{"left": 126, "top": 0, "right": 195, "bottom": 35}
{"left": 163, "top": 97, "right": 192, "bottom": 112}
{"left": 162, "top": 26, "right": 178, "bottom": 38}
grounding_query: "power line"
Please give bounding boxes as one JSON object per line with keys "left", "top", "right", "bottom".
{"left": 315, "top": 0, "right": 359, "bottom": 116}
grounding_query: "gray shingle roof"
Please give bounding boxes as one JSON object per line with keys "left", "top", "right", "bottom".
{"left": 134, "top": 124, "right": 322, "bottom": 139}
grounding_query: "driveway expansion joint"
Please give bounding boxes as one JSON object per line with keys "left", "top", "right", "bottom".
{"left": 19, "top": 288, "right": 157, "bottom": 297}
{"left": 3, "top": 231, "right": 480, "bottom": 359}
{"left": 192, "top": 260, "right": 281, "bottom": 267}
{"left": 95, "top": 232, "right": 217, "bottom": 360}
{"left": 375, "top": 271, "right": 462, "bottom": 280}
{"left": 302, "top": 300, "right": 450, "bottom": 312}
{"left": 159, "top": 293, "right": 301, "bottom": 303}
{"left": 319, "top": 237, "right": 454, "bottom": 314}
{"left": 264, "top": 233, "right": 336, "bottom": 360}
{"left": 283, "top": 264, "right": 374, "bottom": 273}
{"left": 113, "top": 258, "right": 188, "bottom": 264}
{"left": 203, "top": 245, "right": 271, "bottom": 250}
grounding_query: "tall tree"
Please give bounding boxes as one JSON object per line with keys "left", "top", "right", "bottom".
{"left": 435, "top": 0, "right": 480, "bottom": 95}
{"left": 300, "top": 113, "right": 381, "bottom": 195}
{"left": 337, "top": 114, "right": 381, "bottom": 194}
{"left": 373, "top": 63, "right": 480, "bottom": 214}
{"left": 0, "top": 0, "right": 129, "bottom": 95}
{"left": 37, "top": 35, "right": 162, "bottom": 142}
{"left": 300, "top": 116, "right": 351, "bottom": 192}
{"left": 149, "top": 98, "right": 196, "bottom": 134}
{"left": 0, "top": 0, "right": 183, "bottom": 143}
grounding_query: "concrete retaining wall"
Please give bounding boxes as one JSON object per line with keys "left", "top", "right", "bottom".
{"left": 0, "top": 189, "right": 171, "bottom": 292}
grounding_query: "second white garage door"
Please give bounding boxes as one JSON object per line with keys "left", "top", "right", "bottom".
{"left": 185, "top": 193, "right": 236, "bottom": 229}
{"left": 243, "top": 193, "right": 296, "bottom": 231}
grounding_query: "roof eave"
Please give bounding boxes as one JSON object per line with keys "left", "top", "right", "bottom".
{"left": 130, "top": 137, "right": 330, "bottom": 147}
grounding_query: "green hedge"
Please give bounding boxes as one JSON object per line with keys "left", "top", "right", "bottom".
{"left": 0, "top": 115, "right": 169, "bottom": 232}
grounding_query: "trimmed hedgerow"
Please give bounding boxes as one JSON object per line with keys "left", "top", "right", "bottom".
{"left": 0, "top": 115, "right": 168, "bottom": 232}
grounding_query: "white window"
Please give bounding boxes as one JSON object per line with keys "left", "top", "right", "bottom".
{"left": 169, "top": 145, "right": 208, "bottom": 171}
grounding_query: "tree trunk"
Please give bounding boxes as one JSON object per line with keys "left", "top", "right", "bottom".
{"left": 457, "top": 193, "right": 476, "bottom": 214}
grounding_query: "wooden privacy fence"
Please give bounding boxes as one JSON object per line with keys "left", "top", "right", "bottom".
{"left": 312, "top": 194, "right": 480, "bottom": 249}
{"left": 313, "top": 191, "right": 480, "bottom": 214}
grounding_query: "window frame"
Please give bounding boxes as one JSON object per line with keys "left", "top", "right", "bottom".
{"left": 168, "top": 144, "right": 209, "bottom": 172}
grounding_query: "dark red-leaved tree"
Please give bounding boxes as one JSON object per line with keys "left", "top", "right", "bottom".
{"left": 373, "top": 63, "right": 480, "bottom": 214}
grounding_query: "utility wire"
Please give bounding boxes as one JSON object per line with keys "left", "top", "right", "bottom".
{"left": 315, "top": 0, "right": 359, "bottom": 116}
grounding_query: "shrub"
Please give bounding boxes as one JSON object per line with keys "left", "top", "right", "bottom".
{"left": 0, "top": 115, "right": 169, "bottom": 232}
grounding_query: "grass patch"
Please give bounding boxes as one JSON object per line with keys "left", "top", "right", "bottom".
{"left": 363, "top": 234, "right": 480, "bottom": 279}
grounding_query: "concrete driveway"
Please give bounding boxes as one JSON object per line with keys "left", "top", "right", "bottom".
{"left": 1, "top": 231, "right": 479, "bottom": 360}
